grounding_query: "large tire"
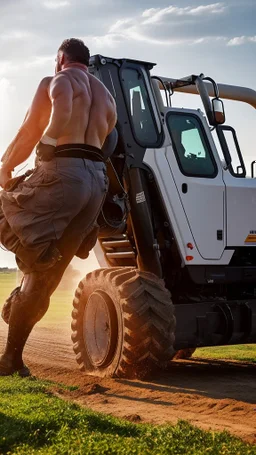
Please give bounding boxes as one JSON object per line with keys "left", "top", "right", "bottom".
{"left": 71, "top": 267, "right": 175, "bottom": 379}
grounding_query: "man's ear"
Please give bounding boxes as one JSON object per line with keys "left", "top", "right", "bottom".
{"left": 59, "top": 51, "right": 65, "bottom": 65}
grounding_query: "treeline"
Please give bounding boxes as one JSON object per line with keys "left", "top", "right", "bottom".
{"left": 0, "top": 267, "right": 17, "bottom": 273}
{"left": 0, "top": 265, "right": 81, "bottom": 289}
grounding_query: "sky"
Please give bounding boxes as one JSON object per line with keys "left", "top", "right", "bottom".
{"left": 0, "top": 0, "right": 256, "bottom": 269}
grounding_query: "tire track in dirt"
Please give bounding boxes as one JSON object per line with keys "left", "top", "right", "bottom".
{"left": 0, "top": 317, "right": 255, "bottom": 443}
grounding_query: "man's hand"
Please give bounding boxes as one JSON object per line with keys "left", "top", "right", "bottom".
{"left": 0, "top": 166, "right": 12, "bottom": 189}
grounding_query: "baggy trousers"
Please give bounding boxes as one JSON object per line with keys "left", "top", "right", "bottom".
{"left": 1, "top": 157, "right": 108, "bottom": 352}
{"left": 0, "top": 157, "right": 108, "bottom": 273}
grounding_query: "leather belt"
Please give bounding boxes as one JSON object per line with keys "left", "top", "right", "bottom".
{"left": 54, "top": 148, "right": 105, "bottom": 162}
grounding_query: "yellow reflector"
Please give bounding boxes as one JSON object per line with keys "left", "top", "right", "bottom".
{"left": 245, "top": 234, "right": 256, "bottom": 243}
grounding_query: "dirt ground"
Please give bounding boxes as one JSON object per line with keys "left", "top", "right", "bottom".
{"left": 0, "top": 316, "right": 255, "bottom": 444}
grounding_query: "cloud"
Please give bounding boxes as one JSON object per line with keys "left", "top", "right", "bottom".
{"left": 24, "top": 55, "right": 55, "bottom": 68}
{"left": 84, "top": 31, "right": 189, "bottom": 48}
{"left": 0, "top": 62, "right": 13, "bottom": 77}
{"left": 193, "top": 36, "right": 226, "bottom": 45}
{"left": 0, "top": 57, "right": 54, "bottom": 78}
{"left": 82, "top": 33, "right": 124, "bottom": 50}
{"left": 142, "top": 3, "right": 226, "bottom": 25}
{"left": 84, "top": 31, "right": 226, "bottom": 49}
{"left": 109, "top": 18, "right": 133, "bottom": 33}
{"left": 83, "top": 4, "right": 227, "bottom": 48}
{"left": 0, "top": 1, "right": 253, "bottom": 65}
{"left": 227, "top": 35, "right": 256, "bottom": 46}
{"left": 0, "top": 78, "right": 16, "bottom": 94}
{"left": 42, "top": 0, "right": 70, "bottom": 9}
{"left": 82, "top": 4, "right": 256, "bottom": 50}
{"left": 0, "top": 78, "right": 17, "bottom": 150}
{"left": 0, "top": 31, "right": 33, "bottom": 41}
{"left": 188, "top": 3, "right": 226, "bottom": 15}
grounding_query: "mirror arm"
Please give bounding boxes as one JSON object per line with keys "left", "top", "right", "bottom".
{"left": 195, "top": 76, "right": 215, "bottom": 125}
{"left": 202, "top": 76, "right": 220, "bottom": 98}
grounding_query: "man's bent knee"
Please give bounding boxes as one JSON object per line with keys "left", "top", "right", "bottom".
{"left": 21, "top": 267, "right": 63, "bottom": 296}
{"left": 1, "top": 287, "right": 21, "bottom": 324}
{"left": 12, "top": 288, "right": 50, "bottom": 326}
{"left": 2, "top": 287, "right": 50, "bottom": 326}
{"left": 2, "top": 274, "right": 51, "bottom": 327}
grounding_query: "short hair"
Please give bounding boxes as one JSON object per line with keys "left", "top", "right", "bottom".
{"left": 58, "top": 38, "right": 90, "bottom": 66}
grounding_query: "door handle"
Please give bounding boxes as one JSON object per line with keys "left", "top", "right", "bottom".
{"left": 182, "top": 183, "right": 188, "bottom": 194}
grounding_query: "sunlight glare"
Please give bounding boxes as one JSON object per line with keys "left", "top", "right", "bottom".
{"left": 0, "top": 78, "right": 15, "bottom": 155}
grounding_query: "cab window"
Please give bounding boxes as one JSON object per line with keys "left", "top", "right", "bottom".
{"left": 167, "top": 113, "right": 217, "bottom": 178}
{"left": 122, "top": 68, "right": 160, "bottom": 146}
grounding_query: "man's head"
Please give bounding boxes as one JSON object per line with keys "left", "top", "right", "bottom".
{"left": 56, "top": 38, "right": 90, "bottom": 73}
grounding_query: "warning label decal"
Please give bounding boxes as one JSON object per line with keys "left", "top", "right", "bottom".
{"left": 136, "top": 191, "right": 146, "bottom": 204}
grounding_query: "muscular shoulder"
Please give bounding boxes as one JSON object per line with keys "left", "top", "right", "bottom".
{"left": 37, "top": 76, "right": 53, "bottom": 94}
{"left": 49, "top": 72, "right": 73, "bottom": 99}
{"left": 50, "top": 71, "right": 68, "bottom": 82}
{"left": 29, "top": 77, "right": 52, "bottom": 107}
{"left": 29, "top": 77, "right": 52, "bottom": 104}
{"left": 24, "top": 77, "right": 53, "bottom": 129}
{"left": 40, "top": 76, "right": 53, "bottom": 86}
{"left": 49, "top": 72, "right": 70, "bottom": 88}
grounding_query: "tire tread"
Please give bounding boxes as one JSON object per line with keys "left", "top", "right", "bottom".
{"left": 71, "top": 267, "right": 175, "bottom": 379}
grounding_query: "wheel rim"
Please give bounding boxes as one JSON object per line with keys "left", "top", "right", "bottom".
{"left": 83, "top": 290, "right": 118, "bottom": 367}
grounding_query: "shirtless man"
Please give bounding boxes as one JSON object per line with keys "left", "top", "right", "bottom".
{"left": 0, "top": 38, "right": 117, "bottom": 376}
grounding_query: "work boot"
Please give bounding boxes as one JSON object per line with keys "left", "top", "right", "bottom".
{"left": 0, "top": 354, "right": 30, "bottom": 377}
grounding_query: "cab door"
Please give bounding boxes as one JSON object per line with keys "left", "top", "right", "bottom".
{"left": 216, "top": 125, "right": 256, "bottom": 247}
{"left": 165, "top": 109, "right": 225, "bottom": 260}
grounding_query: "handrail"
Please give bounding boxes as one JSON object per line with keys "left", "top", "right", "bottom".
{"left": 251, "top": 160, "right": 256, "bottom": 178}
{"left": 155, "top": 76, "right": 256, "bottom": 110}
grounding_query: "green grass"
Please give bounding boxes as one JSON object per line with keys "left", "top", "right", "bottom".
{"left": 0, "top": 271, "right": 74, "bottom": 326}
{"left": 0, "top": 271, "right": 19, "bottom": 298}
{"left": 196, "top": 344, "right": 256, "bottom": 363}
{"left": 0, "top": 273, "right": 256, "bottom": 453}
{"left": 0, "top": 376, "right": 255, "bottom": 455}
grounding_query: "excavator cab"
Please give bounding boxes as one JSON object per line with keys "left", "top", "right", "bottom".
{"left": 70, "top": 54, "right": 256, "bottom": 379}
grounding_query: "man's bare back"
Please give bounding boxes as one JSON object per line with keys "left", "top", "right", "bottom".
{"left": 0, "top": 39, "right": 117, "bottom": 377}
{"left": 35, "top": 67, "right": 116, "bottom": 149}
{"left": 51, "top": 67, "right": 116, "bottom": 148}
{"left": 0, "top": 62, "right": 116, "bottom": 182}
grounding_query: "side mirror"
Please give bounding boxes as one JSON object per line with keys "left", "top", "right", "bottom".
{"left": 195, "top": 76, "right": 226, "bottom": 126}
{"left": 216, "top": 125, "right": 246, "bottom": 177}
{"left": 212, "top": 98, "right": 225, "bottom": 125}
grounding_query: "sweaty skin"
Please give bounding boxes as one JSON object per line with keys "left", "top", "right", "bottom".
{"left": 0, "top": 60, "right": 117, "bottom": 375}
{"left": 46, "top": 65, "right": 116, "bottom": 147}
{"left": 0, "top": 65, "right": 116, "bottom": 178}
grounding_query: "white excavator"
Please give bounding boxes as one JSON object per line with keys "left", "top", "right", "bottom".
{"left": 71, "top": 54, "right": 256, "bottom": 378}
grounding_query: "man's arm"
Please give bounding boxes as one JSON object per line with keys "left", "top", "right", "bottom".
{"left": 43, "top": 74, "right": 73, "bottom": 139}
{"left": 1, "top": 77, "right": 52, "bottom": 174}
{"left": 107, "top": 96, "right": 117, "bottom": 135}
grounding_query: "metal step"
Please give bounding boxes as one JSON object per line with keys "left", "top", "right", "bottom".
{"left": 106, "top": 251, "right": 136, "bottom": 259}
{"left": 102, "top": 240, "right": 131, "bottom": 248}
